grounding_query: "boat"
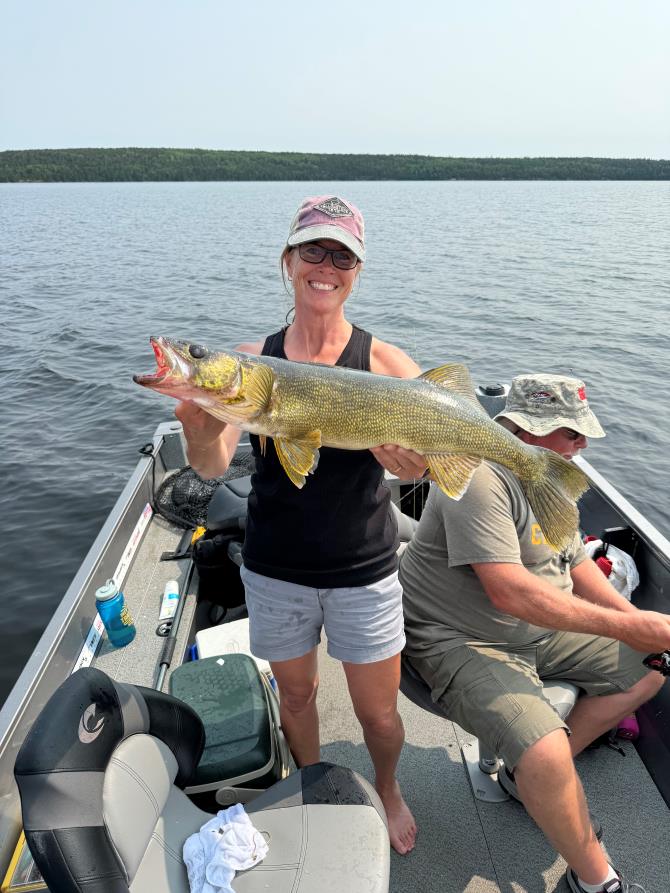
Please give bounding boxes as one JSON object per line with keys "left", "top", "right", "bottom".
{"left": 1, "top": 384, "right": 670, "bottom": 893}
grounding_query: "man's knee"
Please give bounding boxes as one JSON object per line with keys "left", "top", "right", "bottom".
{"left": 627, "top": 669, "right": 665, "bottom": 703}
{"left": 515, "top": 728, "right": 574, "bottom": 781}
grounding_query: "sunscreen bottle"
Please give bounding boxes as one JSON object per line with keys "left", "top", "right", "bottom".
{"left": 159, "top": 579, "right": 180, "bottom": 620}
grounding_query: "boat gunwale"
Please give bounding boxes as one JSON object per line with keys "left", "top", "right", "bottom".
{"left": 0, "top": 423, "right": 182, "bottom": 870}
{"left": 574, "top": 454, "right": 670, "bottom": 567}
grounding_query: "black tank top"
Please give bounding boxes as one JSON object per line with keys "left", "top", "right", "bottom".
{"left": 242, "top": 324, "right": 399, "bottom": 587}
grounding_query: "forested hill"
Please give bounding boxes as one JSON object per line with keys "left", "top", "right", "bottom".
{"left": 1, "top": 149, "right": 669, "bottom": 182}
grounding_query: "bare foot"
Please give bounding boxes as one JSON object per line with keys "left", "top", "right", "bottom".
{"left": 378, "top": 781, "right": 417, "bottom": 854}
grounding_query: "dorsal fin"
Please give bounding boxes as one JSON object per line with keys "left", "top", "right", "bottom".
{"left": 419, "top": 362, "right": 484, "bottom": 411}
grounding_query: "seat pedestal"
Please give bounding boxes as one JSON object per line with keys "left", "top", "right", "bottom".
{"left": 461, "top": 740, "right": 508, "bottom": 802}
{"left": 462, "top": 680, "right": 580, "bottom": 802}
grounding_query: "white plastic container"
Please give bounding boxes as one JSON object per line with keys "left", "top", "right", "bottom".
{"left": 158, "top": 579, "right": 180, "bottom": 620}
{"left": 196, "top": 618, "right": 272, "bottom": 676}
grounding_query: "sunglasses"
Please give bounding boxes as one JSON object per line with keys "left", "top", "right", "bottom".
{"left": 297, "top": 243, "right": 359, "bottom": 270}
{"left": 561, "top": 428, "right": 584, "bottom": 441}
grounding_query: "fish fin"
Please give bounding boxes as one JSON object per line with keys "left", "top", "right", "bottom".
{"left": 259, "top": 434, "right": 267, "bottom": 456}
{"left": 521, "top": 448, "right": 590, "bottom": 552}
{"left": 205, "top": 364, "right": 275, "bottom": 422}
{"left": 274, "top": 430, "right": 322, "bottom": 488}
{"left": 243, "top": 363, "right": 275, "bottom": 411}
{"left": 426, "top": 453, "right": 482, "bottom": 498}
{"left": 419, "top": 363, "right": 487, "bottom": 413}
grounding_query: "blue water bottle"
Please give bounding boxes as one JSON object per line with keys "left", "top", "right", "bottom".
{"left": 95, "top": 579, "right": 136, "bottom": 647}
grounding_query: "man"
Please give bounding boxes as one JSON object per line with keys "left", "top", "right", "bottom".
{"left": 400, "top": 374, "right": 669, "bottom": 893}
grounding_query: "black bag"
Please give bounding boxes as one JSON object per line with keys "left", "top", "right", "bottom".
{"left": 193, "top": 531, "right": 246, "bottom": 608}
{"left": 193, "top": 475, "right": 251, "bottom": 608}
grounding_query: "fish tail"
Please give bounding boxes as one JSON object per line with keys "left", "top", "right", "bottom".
{"left": 521, "top": 449, "right": 590, "bottom": 552}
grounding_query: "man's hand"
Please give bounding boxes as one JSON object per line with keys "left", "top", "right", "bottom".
{"left": 370, "top": 445, "right": 428, "bottom": 480}
{"left": 617, "top": 611, "right": 670, "bottom": 654}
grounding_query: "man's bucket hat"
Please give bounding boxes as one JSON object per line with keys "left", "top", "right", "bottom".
{"left": 494, "top": 374, "right": 605, "bottom": 438}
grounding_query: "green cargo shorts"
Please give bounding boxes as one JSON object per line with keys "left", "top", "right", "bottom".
{"left": 408, "top": 631, "right": 650, "bottom": 770}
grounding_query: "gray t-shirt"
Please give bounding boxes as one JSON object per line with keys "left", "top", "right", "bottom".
{"left": 400, "top": 462, "right": 586, "bottom": 655}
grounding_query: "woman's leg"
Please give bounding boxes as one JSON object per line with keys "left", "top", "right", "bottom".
{"left": 270, "top": 647, "right": 321, "bottom": 767}
{"left": 343, "top": 654, "right": 417, "bottom": 855}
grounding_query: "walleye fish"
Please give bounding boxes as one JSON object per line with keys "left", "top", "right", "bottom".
{"left": 134, "top": 336, "right": 589, "bottom": 551}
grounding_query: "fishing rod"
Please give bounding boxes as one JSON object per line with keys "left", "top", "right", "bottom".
{"left": 154, "top": 557, "right": 196, "bottom": 691}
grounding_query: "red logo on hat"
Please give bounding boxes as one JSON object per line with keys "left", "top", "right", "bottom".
{"left": 578, "top": 386, "right": 586, "bottom": 401}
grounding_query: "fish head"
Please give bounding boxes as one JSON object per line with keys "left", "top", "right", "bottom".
{"left": 133, "top": 336, "right": 243, "bottom": 402}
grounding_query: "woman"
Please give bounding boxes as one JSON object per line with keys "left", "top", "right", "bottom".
{"left": 176, "top": 195, "right": 425, "bottom": 854}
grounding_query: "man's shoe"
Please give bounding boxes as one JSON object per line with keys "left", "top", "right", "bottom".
{"left": 498, "top": 764, "right": 604, "bottom": 841}
{"left": 565, "top": 866, "right": 646, "bottom": 892}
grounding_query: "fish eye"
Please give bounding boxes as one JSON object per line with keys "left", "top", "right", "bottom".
{"left": 189, "top": 344, "right": 206, "bottom": 359}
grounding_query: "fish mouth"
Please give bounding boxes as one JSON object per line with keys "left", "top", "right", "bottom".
{"left": 133, "top": 336, "right": 189, "bottom": 389}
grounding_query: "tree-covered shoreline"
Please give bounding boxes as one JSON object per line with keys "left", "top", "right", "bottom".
{"left": 1, "top": 148, "right": 669, "bottom": 182}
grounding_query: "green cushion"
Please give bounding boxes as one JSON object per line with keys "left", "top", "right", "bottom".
{"left": 169, "top": 653, "right": 272, "bottom": 786}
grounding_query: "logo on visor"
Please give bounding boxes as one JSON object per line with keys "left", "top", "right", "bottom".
{"left": 315, "top": 197, "right": 353, "bottom": 218}
{"left": 78, "top": 703, "right": 106, "bottom": 744}
{"left": 529, "top": 390, "right": 554, "bottom": 404}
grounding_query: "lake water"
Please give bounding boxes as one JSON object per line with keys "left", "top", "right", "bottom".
{"left": 1, "top": 180, "right": 669, "bottom": 705}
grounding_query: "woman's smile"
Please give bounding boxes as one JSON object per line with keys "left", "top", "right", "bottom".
{"left": 308, "top": 280, "right": 338, "bottom": 292}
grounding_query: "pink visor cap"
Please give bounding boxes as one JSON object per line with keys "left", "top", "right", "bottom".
{"left": 286, "top": 196, "right": 366, "bottom": 262}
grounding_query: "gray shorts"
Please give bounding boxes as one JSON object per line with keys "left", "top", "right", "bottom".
{"left": 240, "top": 565, "right": 405, "bottom": 664}
{"left": 409, "top": 631, "right": 651, "bottom": 770}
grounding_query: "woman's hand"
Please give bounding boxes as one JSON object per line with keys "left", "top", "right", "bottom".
{"left": 370, "top": 445, "right": 428, "bottom": 480}
{"left": 175, "top": 401, "right": 227, "bottom": 447}
{"left": 174, "top": 401, "right": 239, "bottom": 478}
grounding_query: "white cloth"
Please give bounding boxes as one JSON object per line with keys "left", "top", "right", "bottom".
{"left": 183, "top": 803, "right": 269, "bottom": 893}
{"left": 584, "top": 539, "right": 640, "bottom": 601}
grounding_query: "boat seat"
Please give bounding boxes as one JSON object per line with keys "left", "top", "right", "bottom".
{"left": 400, "top": 654, "right": 580, "bottom": 803}
{"left": 14, "top": 667, "right": 390, "bottom": 893}
{"left": 390, "top": 500, "right": 419, "bottom": 543}
{"left": 207, "top": 476, "right": 420, "bottom": 543}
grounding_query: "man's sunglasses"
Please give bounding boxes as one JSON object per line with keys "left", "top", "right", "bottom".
{"left": 297, "top": 243, "right": 359, "bottom": 270}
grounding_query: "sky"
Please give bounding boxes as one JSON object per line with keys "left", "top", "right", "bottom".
{"left": 2, "top": 0, "right": 668, "bottom": 157}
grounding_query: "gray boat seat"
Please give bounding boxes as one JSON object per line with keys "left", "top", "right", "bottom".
{"left": 390, "top": 500, "right": 419, "bottom": 543}
{"left": 14, "top": 667, "right": 390, "bottom": 893}
{"left": 207, "top": 475, "right": 252, "bottom": 532}
{"left": 207, "top": 477, "right": 420, "bottom": 544}
{"left": 400, "top": 654, "right": 580, "bottom": 803}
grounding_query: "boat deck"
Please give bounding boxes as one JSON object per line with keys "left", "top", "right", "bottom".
{"left": 94, "top": 507, "right": 670, "bottom": 893}
{"left": 320, "top": 640, "right": 670, "bottom": 893}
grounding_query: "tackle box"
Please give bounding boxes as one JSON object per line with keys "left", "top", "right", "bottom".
{"left": 169, "top": 653, "right": 288, "bottom": 807}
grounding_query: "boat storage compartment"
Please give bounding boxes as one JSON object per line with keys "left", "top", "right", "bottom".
{"left": 168, "top": 653, "right": 288, "bottom": 807}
